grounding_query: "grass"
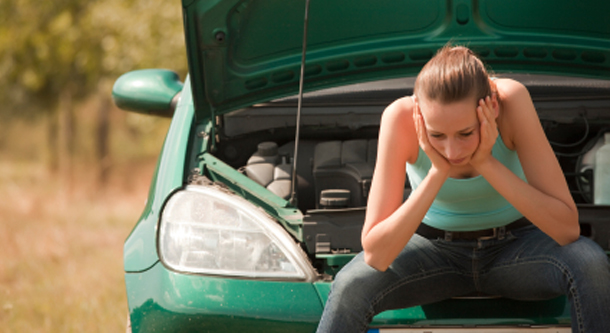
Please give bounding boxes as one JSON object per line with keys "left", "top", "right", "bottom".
{"left": 0, "top": 158, "right": 158, "bottom": 332}
{"left": 0, "top": 91, "right": 171, "bottom": 332}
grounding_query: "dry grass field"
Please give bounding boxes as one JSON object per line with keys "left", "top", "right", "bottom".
{"left": 0, "top": 158, "right": 156, "bottom": 332}
{"left": 0, "top": 112, "right": 169, "bottom": 332}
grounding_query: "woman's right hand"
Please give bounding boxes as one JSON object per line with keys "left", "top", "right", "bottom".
{"left": 412, "top": 101, "right": 452, "bottom": 176}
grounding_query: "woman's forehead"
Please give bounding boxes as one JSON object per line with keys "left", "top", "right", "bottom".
{"left": 419, "top": 98, "right": 479, "bottom": 131}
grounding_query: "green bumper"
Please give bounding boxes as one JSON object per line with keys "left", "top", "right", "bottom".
{"left": 127, "top": 262, "right": 571, "bottom": 332}
{"left": 125, "top": 262, "right": 323, "bottom": 332}
{"left": 315, "top": 282, "right": 570, "bottom": 327}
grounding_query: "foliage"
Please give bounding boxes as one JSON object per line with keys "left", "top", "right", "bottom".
{"left": 0, "top": 3, "right": 186, "bottom": 329}
{"left": 0, "top": 0, "right": 188, "bottom": 118}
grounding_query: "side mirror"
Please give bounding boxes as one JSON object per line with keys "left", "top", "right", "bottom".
{"left": 112, "top": 69, "right": 183, "bottom": 117}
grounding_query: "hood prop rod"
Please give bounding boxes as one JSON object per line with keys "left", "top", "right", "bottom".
{"left": 289, "top": 0, "right": 311, "bottom": 207}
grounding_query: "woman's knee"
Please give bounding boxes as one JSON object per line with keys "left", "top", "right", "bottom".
{"left": 560, "top": 237, "right": 610, "bottom": 284}
{"left": 322, "top": 253, "right": 385, "bottom": 327}
{"left": 332, "top": 253, "right": 382, "bottom": 293}
{"left": 562, "top": 237, "right": 608, "bottom": 264}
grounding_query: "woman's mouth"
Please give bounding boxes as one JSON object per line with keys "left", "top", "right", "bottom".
{"left": 449, "top": 157, "right": 467, "bottom": 165}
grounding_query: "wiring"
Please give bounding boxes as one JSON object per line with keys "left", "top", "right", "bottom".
{"left": 549, "top": 113, "right": 590, "bottom": 148}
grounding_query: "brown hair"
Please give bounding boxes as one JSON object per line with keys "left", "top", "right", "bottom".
{"left": 414, "top": 46, "right": 493, "bottom": 104}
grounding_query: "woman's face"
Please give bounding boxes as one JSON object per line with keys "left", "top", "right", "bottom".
{"left": 418, "top": 96, "right": 481, "bottom": 166}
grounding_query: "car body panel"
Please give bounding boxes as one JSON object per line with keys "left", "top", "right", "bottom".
{"left": 125, "top": 263, "right": 571, "bottom": 332}
{"left": 368, "top": 328, "right": 571, "bottom": 333}
{"left": 125, "top": 262, "right": 323, "bottom": 332}
{"left": 312, "top": 283, "right": 571, "bottom": 327}
{"left": 123, "top": 77, "right": 195, "bottom": 272}
{"left": 183, "top": 0, "right": 610, "bottom": 120}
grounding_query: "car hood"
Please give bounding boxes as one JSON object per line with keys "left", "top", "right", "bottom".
{"left": 182, "top": 0, "right": 610, "bottom": 120}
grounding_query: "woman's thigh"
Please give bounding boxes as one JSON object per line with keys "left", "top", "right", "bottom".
{"left": 331, "top": 234, "right": 476, "bottom": 313}
{"left": 479, "top": 226, "right": 610, "bottom": 300}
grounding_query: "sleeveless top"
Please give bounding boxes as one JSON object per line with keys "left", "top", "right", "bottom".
{"left": 406, "top": 135, "right": 526, "bottom": 231}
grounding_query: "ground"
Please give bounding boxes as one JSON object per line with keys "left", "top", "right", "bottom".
{"left": 0, "top": 158, "right": 156, "bottom": 332}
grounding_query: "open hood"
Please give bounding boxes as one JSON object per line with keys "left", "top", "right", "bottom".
{"left": 182, "top": 0, "right": 610, "bottom": 120}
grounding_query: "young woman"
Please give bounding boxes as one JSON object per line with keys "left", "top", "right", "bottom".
{"left": 316, "top": 46, "right": 610, "bottom": 333}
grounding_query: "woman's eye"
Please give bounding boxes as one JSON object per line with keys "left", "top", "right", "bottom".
{"left": 430, "top": 133, "right": 443, "bottom": 138}
{"left": 460, "top": 131, "right": 474, "bottom": 137}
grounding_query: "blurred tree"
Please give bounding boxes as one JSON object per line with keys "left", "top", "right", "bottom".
{"left": 0, "top": 0, "right": 187, "bottom": 183}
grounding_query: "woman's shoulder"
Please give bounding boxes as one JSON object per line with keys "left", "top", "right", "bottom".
{"left": 385, "top": 95, "right": 415, "bottom": 114}
{"left": 495, "top": 78, "right": 535, "bottom": 117}
{"left": 379, "top": 96, "right": 419, "bottom": 163}
{"left": 495, "top": 78, "right": 538, "bottom": 149}
{"left": 381, "top": 96, "right": 415, "bottom": 126}
{"left": 495, "top": 78, "right": 530, "bottom": 100}
{"left": 381, "top": 96, "right": 417, "bottom": 137}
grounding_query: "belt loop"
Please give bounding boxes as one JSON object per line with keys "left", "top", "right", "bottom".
{"left": 444, "top": 231, "right": 453, "bottom": 241}
{"left": 498, "top": 226, "right": 506, "bottom": 240}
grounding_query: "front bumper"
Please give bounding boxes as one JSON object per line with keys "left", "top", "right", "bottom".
{"left": 125, "top": 262, "right": 323, "bottom": 332}
{"left": 126, "top": 262, "right": 571, "bottom": 332}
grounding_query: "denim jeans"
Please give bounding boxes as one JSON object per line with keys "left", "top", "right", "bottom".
{"left": 316, "top": 225, "right": 610, "bottom": 333}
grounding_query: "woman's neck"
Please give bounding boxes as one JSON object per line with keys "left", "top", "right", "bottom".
{"left": 448, "top": 164, "right": 480, "bottom": 179}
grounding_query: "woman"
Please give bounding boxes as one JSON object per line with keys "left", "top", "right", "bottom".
{"left": 316, "top": 46, "right": 610, "bottom": 333}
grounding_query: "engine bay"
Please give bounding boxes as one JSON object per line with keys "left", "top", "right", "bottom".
{"left": 210, "top": 75, "right": 610, "bottom": 263}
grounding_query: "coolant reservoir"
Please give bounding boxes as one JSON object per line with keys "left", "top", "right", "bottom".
{"left": 594, "top": 132, "right": 610, "bottom": 204}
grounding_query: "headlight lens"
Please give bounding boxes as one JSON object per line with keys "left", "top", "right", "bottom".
{"left": 159, "top": 185, "right": 313, "bottom": 280}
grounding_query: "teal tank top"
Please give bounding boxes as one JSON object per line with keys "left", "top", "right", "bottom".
{"left": 406, "top": 135, "right": 526, "bottom": 231}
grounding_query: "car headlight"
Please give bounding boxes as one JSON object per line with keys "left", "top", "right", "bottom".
{"left": 159, "top": 185, "right": 315, "bottom": 280}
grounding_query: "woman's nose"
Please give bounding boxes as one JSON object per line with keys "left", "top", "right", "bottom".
{"left": 444, "top": 140, "right": 461, "bottom": 159}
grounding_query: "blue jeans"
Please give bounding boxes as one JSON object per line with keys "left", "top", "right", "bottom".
{"left": 317, "top": 225, "right": 610, "bottom": 333}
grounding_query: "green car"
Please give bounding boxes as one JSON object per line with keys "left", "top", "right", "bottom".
{"left": 114, "top": 0, "right": 610, "bottom": 332}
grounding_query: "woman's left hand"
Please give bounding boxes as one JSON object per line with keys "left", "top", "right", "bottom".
{"left": 470, "top": 96, "right": 498, "bottom": 168}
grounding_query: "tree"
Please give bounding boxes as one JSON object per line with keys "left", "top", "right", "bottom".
{"left": 0, "top": 0, "right": 187, "bottom": 185}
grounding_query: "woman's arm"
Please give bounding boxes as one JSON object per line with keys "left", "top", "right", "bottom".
{"left": 361, "top": 98, "right": 450, "bottom": 271}
{"left": 472, "top": 79, "right": 579, "bottom": 245}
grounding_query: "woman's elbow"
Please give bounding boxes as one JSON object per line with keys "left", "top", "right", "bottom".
{"left": 557, "top": 217, "right": 581, "bottom": 246}
{"left": 363, "top": 250, "right": 389, "bottom": 272}
{"left": 562, "top": 226, "right": 581, "bottom": 246}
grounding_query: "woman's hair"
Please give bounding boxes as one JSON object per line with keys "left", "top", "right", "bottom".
{"left": 414, "top": 45, "right": 493, "bottom": 104}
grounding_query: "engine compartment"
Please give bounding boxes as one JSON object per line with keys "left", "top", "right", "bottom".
{"left": 212, "top": 76, "right": 610, "bottom": 261}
